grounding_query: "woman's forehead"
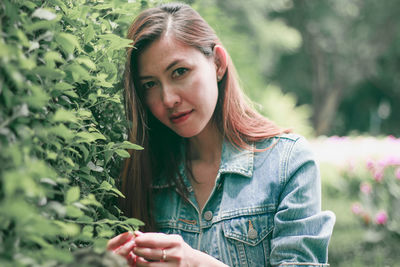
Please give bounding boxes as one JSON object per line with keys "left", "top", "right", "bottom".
{"left": 138, "top": 36, "right": 210, "bottom": 75}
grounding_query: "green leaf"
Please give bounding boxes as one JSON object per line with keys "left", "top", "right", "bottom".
{"left": 76, "top": 132, "right": 106, "bottom": 143}
{"left": 94, "top": 73, "right": 114, "bottom": 88}
{"left": 24, "top": 85, "right": 50, "bottom": 109}
{"left": 81, "top": 225, "right": 94, "bottom": 239}
{"left": 25, "top": 20, "right": 57, "bottom": 32}
{"left": 78, "top": 144, "right": 89, "bottom": 161}
{"left": 79, "top": 174, "right": 98, "bottom": 184}
{"left": 42, "top": 247, "right": 73, "bottom": 263}
{"left": 66, "top": 186, "right": 80, "bottom": 203}
{"left": 80, "top": 194, "right": 101, "bottom": 207}
{"left": 77, "top": 109, "right": 92, "bottom": 119}
{"left": 64, "top": 63, "right": 91, "bottom": 83}
{"left": 66, "top": 205, "right": 84, "bottom": 218}
{"left": 44, "top": 51, "right": 64, "bottom": 67}
{"left": 52, "top": 109, "right": 78, "bottom": 123}
{"left": 52, "top": 220, "right": 80, "bottom": 237}
{"left": 104, "top": 150, "right": 113, "bottom": 165}
{"left": 55, "top": 33, "right": 81, "bottom": 54}
{"left": 21, "top": 0, "right": 38, "bottom": 10}
{"left": 63, "top": 90, "right": 79, "bottom": 98}
{"left": 13, "top": 29, "right": 30, "bottom": 47}
{"left": 84, "top": 24, "right": 95, "bottom": 44}
{"left": 123, "top": 218, "right": 145, "bottom": 227}
{"left": 119, "top": 141, "right": 144, "bottom": 150}
{"left": 99, "top": 181, "right": 113, "bottom": 191}
{"left": 55, "top": 82, "right": 74, "bottom": 91}
{"left": 78, "top": 215, "right": 94, "bottom": 223}
{"left": 115, "top": 149, "right": 130, "bottom": 158}
{"left": 47, "top": 124, "right": 75, "bottom": 141}
{"left": 93, "top": 3, "right": 114, "bottom": 10}
{"left": 97, "top": 224, "right": 114, "bottom": 238}
{"left": 93, "top": 238, "right": 108, "bottom": 254}
{"left": 25, "top": 235, "right": 52, "bottom": 248}
{"left": 62, "top": 157, "right": 75, "bottom": 167}
{"left": 99, "top": 34, "right": 133, "bottom": 50}
{"left": 76, "top": 57, "right": 96, "bottom": 70}
{"left": 19, "top": 56, "right": 37, "bottom": 70}
{"left": 33, "top": 66, "right": 66, "bottom": 80}
{"left": 46, "top": 150, "right": 58, "bottom": 160}
{"left": 110, "top": 187, "right": 125, "bottom": 198}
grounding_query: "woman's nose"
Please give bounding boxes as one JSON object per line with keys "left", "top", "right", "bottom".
{"left": 161, "top": 85, "right": 181, "bottom": 108}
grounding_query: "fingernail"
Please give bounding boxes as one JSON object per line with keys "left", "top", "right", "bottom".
{"left": 123, "top": 231, "right": 134, "bottom": 238}
{"left": 126, "top": 239, "right": 136, "bottom": 246}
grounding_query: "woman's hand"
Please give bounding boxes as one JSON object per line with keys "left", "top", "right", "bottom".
{"left": 107, "top": 231, "right": 137, "bottom": 266}
{"left": 132, "top": 232, "right": 228, "bottom": 267}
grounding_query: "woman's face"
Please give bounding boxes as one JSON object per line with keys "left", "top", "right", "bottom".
{"left": 138, "top": 36, "right": 220, "bottom": 138}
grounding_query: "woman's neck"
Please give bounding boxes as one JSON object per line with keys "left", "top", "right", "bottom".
{"left": 187, "top": 122, "right": 222, "bottom": 164}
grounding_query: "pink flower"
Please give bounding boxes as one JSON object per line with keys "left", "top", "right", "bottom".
{"left": 395, "top": 167, "right": 400, "bottom": 180}
{"left": 360, "top": 182, "right": 372, "bottom": 194}
{"left": 366, "top": 159, "right": 375, "bottom": 170}
{"left": 373, "top": 170, "right": 384, "bottom": 182}
{"left": 375, "top": 211, "right": 388, "bottom": 225}
{"left": 380, "top": 155, "right": 400, "bottom": 166}
{"left": 387, "top": 135, "right": 396, "bottom": 141}
{"left": 351, "top": 203, "right": 363, "bottom": 215}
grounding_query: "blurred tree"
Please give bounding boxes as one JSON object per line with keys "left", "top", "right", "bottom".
{"left": 271, "top": 0, "right": 400, "bottom": 136}
{"left": 193, "top": 0, "right": 313, "bottom": 136}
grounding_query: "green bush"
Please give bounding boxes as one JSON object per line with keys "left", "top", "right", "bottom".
{"left": 0, "top": 0, "right": 148, "bottom": 265}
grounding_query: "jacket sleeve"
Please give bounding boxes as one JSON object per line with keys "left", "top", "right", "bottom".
{"left": 270, "top": 136, "right": 335, "bottom": 267}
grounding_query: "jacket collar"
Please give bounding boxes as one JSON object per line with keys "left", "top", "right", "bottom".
{"left": 219, "top": 139, "right": 254, "bottom": 178}
{"left": 151, "top": 138, "right": 254, "bottom": 189}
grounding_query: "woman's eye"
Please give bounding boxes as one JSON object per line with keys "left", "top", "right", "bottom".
{"left": 142, "top": 81, "right": 156, "bottom": 90}
{"left": 172, "top": 68, "right": 188, "bottom": 78}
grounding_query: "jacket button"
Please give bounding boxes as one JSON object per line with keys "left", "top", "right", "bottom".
{"left": 248, "top": 228, "right": 258, "bottom": 239}
{"left": 203, "top": 211, "right": 213, "bottom": 221}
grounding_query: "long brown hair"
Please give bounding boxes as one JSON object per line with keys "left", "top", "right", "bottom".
{"left": 120, "top": 3, "right": 289, "bottom": 231}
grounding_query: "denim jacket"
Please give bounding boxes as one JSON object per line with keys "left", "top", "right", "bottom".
{"left": 151, "top": 134, "right": 335, "bottom": 266}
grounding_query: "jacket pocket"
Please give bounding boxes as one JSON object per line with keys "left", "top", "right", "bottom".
{"left": 222, "top": 214, "right": 273, "bottom": 267}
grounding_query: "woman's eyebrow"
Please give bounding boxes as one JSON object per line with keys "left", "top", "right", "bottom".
{"left": 139, "top": 59, "right": 184, "bottom": 80}
{"left": 139, "top": 75, "right": 153, "bottom": 80}
{"left": 165, "top": 60, "right": 181, "bottom": 73}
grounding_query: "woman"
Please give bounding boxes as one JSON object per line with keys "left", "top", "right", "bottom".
{"left": 108, "top": 3, "right": 335, "bottom": 266}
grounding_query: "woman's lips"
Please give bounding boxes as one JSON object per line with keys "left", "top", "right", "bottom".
{"left": 170, "top": 110, "right": 193, "bottom": 124}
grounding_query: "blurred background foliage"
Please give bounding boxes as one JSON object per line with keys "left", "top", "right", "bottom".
{"left": 192, "top": 0, "right": 400, "bottom": 137}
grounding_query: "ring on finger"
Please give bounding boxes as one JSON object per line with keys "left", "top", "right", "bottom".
{"left": 161, "top": 248, "right": 167, "bottom": 261}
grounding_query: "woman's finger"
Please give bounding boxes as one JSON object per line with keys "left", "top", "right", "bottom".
{"left": 134, "top": 232, "right": 182, "bottom": 248}
{"left": 114, "top": 239, "right": 136, "bottom": 258}
{"left": 107, "top": 232, "right": 135, "bottom": 251}
{"left": 133, "top": 246, "right": 167, "bottom": 261}
{"left": 136, "top": 256, "right": 168, "bottom": 267}
{"left": 127, "top": 251, "right": 137, "bottom": 267}
{"left": 135, "top": 256, "right": 149, "bottom": 267}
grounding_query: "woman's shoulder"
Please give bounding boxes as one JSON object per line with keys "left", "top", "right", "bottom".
{"left": 254, "top": 133, "right": 315, "bottom": 163}
{"left": 255, "top": 133, "right": 308, "bottom": 149}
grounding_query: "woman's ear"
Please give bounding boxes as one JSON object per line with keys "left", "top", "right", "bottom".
{"left": 214, "top": 44, "right": 227, "bottom": 81}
